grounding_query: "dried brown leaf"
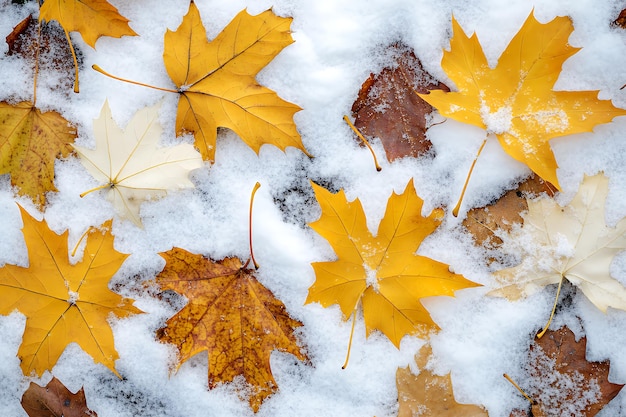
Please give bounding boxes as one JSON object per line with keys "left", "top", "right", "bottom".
{"left": 397, "top": 345, "right": 489, "bottom": 417}
{"left": 21, "top": 377, "right": 97, "bottom": 417}
{"left": 6, "top": 15, "right": 81, "bottom": 93}
{"left": 613, "top": 9, "right": 626, "bottom": 28}
{"left": 351, "top": 43, "right": 449, "bottom": 161}
{"left": 511, "top": 326, "right": 623, "bottom": 417}
{"left": 463, "top": 175, "right": 555, "bottom": 247}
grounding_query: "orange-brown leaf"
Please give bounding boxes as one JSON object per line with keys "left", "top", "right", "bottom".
{"left": 39, "top": 0, "right": 137, "bottom": 48}
{"left": 0, "top": 101, "right": 76, "bottom": 208}
{"left": 156, "top": 248, "right": 306, "bottom": 412}
{"left": 397, "top": 344, "right": 488, "bottom": 417}
{"left": 0, "top": 206, "right": 142, "bottom": 377}
{"left": 352, "top": 43, "right": 449, "bottom": 161}
{"left": 21, "top": 377, "right": 97, "bottom": 417}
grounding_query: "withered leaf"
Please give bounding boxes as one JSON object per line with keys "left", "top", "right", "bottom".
{"left": 156, "top": 248, "right": 307, "bottom": 412}
{"left": 0, "top": 101, "right": 76, "bottom": 207}
{"left": 351, "top": 43, "right": 449, "bottom": 161}
{"left": 6, "top": 15, "right": 81, "bottom": 93}
{"left": 612, "top": 9, "right": 626, "bottom": 28}
{"left": 463, "top": 175, "right": 555, "bottom": 247}
{"left": 21, "top": 377, "right": 97, "bottom": 417}
{"left": 397, "top": 344, "right": 488, "bottom": 417}
{"left": 513, "top": 326, "right": 623, "bottom": 417}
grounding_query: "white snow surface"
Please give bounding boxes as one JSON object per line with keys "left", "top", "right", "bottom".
{"left": 0, "top": 0, "right": 626, "bottom": 416}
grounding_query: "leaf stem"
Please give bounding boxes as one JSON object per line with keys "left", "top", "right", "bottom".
{"left": 503, "top": 373, "right": 536, "bottom": 405}
{"left": 536, "top": 275, "right": 565, "bottom": 339}
{"left": 33, "top": 14, "right": 40, "bottom": 105}
{"left": 343, "top": 115, "right": 382, "bottom": 172}
{"left": 452, "top": 137, "right": 488, "bottom": 217}
{"left": 249, "top": 182, "right": 261, "bottom": 269}
{"left": 62, "top": 28, "right": 79, "bottom": 93}
{"left": 71, "top": 226, "right": 94, "bottom": 257}
{"left": 342, "top": 304, "right": 359, "bottom": 369}
{"left": 80, "top": 183, "right": 112, "bottom": 198}
{"left": 92, "top": 65, "right": 179, "bottom": 94}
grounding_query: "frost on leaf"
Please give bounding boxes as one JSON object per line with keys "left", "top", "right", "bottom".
{"left": 351, "top": 43, "right": 449, "bottom": 161}
{"left": 492, "top": 174, "right": 626, "bottom": 313}
{"left": 306, "top": 179, "right": 479, "bottom": 348}
{"left": 463, "top": 175, "right": 555, "bottom": 248}
{"left": 419, "top": 11, "right": 626, "bottom": 189}
{"left": 155, "top": 248, "right": 307, "bottom": 412}
{"left": 513, "top": 327, "right": 623, "bottom": 417}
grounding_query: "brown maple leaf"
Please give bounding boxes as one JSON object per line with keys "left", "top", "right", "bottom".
{"left": 155, "top": 248, "right": 307, "bottom": 412}
{"left": 351, "top": 43, "right": 449, "bottom": 161}
{"left": 21, "top": 377, "right": 97, "bottom": 417}
{"left": 397, "top": 344, "right": 488, "bottom": 417}
{"left": 0, "top": 101, "right": 76, "bottom": 207}
{"left": 463, "top": 175, "right": 556, "bottom": 247}
{"left": 511, "top": 326, "right": 623, "bottom": 417}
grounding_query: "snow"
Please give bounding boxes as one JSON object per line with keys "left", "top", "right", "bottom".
{"left": 0, "top": 0, "right": 626, "bottom": 416}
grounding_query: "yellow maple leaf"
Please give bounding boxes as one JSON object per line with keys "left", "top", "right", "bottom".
{"left": 306, "top": 179, "right": 480, "bottom": 348}
{"left": 419, "top": 12, "right": 626, "bottom": 190}
{"left": 39, "top": 0, "right": 137, "bottom": 48}
{"left": 0, "top": 101, "right": 76, "bottom": 208}
{"left": 155, "top": 249, "right": 306, "bottom": 412}
{"left": 0, "top": 206, "right": 142, "bottom": 377}
{"left": 94, "top": 3, "right": 310, "bottom": 162}
{"left": 162, "top": 3, "right": 309, "bottom": 161}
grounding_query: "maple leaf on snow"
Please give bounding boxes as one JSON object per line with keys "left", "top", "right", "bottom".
{"left": 21, "top": 377, "right": 97, "bottom": 417}
{"left": 0, "top": 101, "right": 76, "bottom": 208}
{"left": 492, "top": 174, "right": 626, "bottom": 312}
{"left": 39, "top": 0, "right": 137, "bottom": 48}
{"left": 397, "top": 344, "right": 488, "bottom": 417}
{"left": 161, "top": 2, "right": 310, "bottom": 162}
{"left": 512, "top": 326, "right": 623, "bottom": 417}
{"left": 306, "top": 179, "right": 480, "bottom": 347}
{"left": 419, "top": 12, "right": 626, "bottom": 189}
{"left": 155, "top": 248, "right": 307, "bottom": 412}
{"left": 351, "top": 43, "right": 449, "bottom": 161}
{"left": 0, "top": 206, "right": 142, "bottom": 377}
{"left": 73, "top": 101, "right": 203, "bottom": 227}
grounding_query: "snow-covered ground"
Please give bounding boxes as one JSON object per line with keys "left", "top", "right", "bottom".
{"left": 1, "top": 0, "right": 626, "bottom": 415}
